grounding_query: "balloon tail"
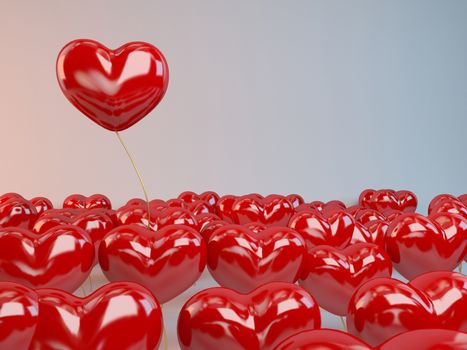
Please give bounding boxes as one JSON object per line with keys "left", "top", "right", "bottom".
{"left": 88, "top": 274, "right": 94, "bottom": 292}
{"left": 163, "top": 323, "right": 168, "bottom": 350}
{"left": 340, "top": 316, "right": 347, "bottom": 332}
{"left": 115, "top": 131, "right": 151, "bottom": 229}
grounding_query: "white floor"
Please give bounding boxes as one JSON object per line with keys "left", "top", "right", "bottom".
{"left": 77, "top": 262, "right": 466, "bottom": 350}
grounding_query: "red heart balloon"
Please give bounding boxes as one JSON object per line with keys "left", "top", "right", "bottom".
{"left": 378, "top": 329, "right": 467, "bottom": 350}
{"left": 286, "top": 194, "right": 305, "bottom": 208}
{"left": 296, "top": 200, "right": 347, "bottom": 216}
{"left": 0, "top": 226, "right": 94, "bottom": 291}
{"left": 385, "top": 213, "right": 466, "bottom": 279}
{"left": 63, "top": 193, "right": 112, "bottom": 210}
{"left": 99, "top": 224, "right": 206, "bottom": 303}
{"left": 0, "top": 193, "right": 38, "bottom": 229}
{"left": 299, "top": 243, "right": 392, "bottom": 315}
{"left": 30, "top": 282, "right": 162, "bottom": 350}
{"left": 216, "top": 195, "right": 238, "bottom": 223}
{"left": 410, "top": 271, "right": 466, "bottom": 331}
{"left": 29, "top": 197, "right": 53, "bottom": 215}
{"left": 0, "top": 282, "right": 38, "bottom": 349}
{"left": 288, "top": 209, "right": 355, "bottom": 250}
{"left": 177, "top": 282, "right": 321, "bottom": 350}
{"left": 348, "top": 276, "right": 448, "bottom": 346}
{"left": 273, "top": 329, "right": 467, "bottom": 350}
{"left": 207, "top": 224, "right": 306, "bottom": 292}
{"left": 116, "top": 200, "right": 198, "bottom": 231}
{"left": 359, "top": 189, "right": 417, "bottom": 213}
{"left": 429, "top": 196, "right": 467, "bottom": 218}
{"left": 178, "top": 191, "right": 220, "bottom": 212}
{"left": 273, "top": 329, "right": 372, "bottom": 350}
{"left": 57, "top": 39, "right": 169, "bottom": 131}
{"left": 33, "top": 209, "right": 115, "bottom": 264}
{"left": 229, "top": 194, "right": 295, "bottom": 226}
{"left": 350, "top": 220, "right": 388, "bottom": 247}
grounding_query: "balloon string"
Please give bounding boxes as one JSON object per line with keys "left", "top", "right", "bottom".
{"left": 115, "top": 131, "right": 151, "bottom": 229}
{"left": 340, "top": 316, "right": 347, "bottom": 332}
{"left": 163, "top": 324, "right": 168, "bottom": 350}
{"left": 460, "top": 263, "right": 463, "bottom": 274}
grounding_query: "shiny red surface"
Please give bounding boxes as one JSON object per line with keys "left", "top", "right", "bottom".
{"left": 0, "top": 193, "right": 38, "bottom": 229}
{"left": 0, "top": 282, "right": 38, "bottom": 349}
{"left": 177, "top": 282, "right": 321, "bottom": 350}
{"left": 57, "top": 39, "right": 169, "bottom": 131}
{"left": 229, "top": 194, "right": 295, "bottom": 226}
{"left": 350, "top": 220, "right": 388, "bottom": 247}
{"left": 288, "top": 209, "right": 354, "bottom": 250}
{"left": 30, "top": 282, "right": 162, "bottom": 350}
{"left": 429, "top": 197, "right": 467, "bottom": 218}
{"left": 296, "top": 200, "right": 346, "bottom": 216}
{"left": 410, "top": 271, "right": 467, "bottom": 332}
{"left": 299, "top": 243, "right": 392, "bottom": 315}
{"left": 378, "top": 329, "right": 467, "bottom": 350}
{"left": 63, "top": 193, "right": 112, "bottom": 210}
{"left": 359, "top": 189, "right": 417, "bottom": 213}
{"left": 273, "top": 329, "right": 371, "bottom": 350}
{"left": 0, "top": 226, "right": 94, "bottom": 291}
{"left": 207, "top": 224, "right": 306, "bottom": 292}
{"left": 385, "top": 213, "right": 466, "bottom": 279}
{"left": 33, "top": 209, "right": 115, "bottom": 264}
{"left": 178, "top": 191, "right": 220, "bottom": 212}
{"left": 348, "top": 277, "right": 440, "bottom": 346}
{"left": 216, "top": 195, "right": 238, "bottom": 223}
{"left": 116, "top": 199, "right": 199, "bottom": 231}
{"left": 286, "top": 194, "right": 305, "bottom": 208}
{"left": 99, "top": 224, "right": 206, "bottom": 303}
{"left": 29, "top": 197, "right": 53, "bottom": 215}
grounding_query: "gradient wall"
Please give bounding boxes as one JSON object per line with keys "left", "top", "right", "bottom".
{"left": 1, "top": 0, "right": 466, "bottom": 210}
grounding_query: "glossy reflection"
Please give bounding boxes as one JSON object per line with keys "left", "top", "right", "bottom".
{"left": 359, "top": 189, "right": 417, "bottom": 213}
{"left": 99, "top": 224, "right": 206, "bottom": 303}
{"left": 273, "top": 329, "right": 371, "bottom": 350}
{"left": 30, "top": 282, "right": 162, "bottom": 350}
{"left": 347, "top": 277, "right": 439, "bottom": 346}
{"left": 410, "top": 271, "right": 467, "bottom": 332}
{"left": 207, "top": 224, "right": 306, "bottom": 292}
{"left": 57, "top": 39, "right": 169, "bottom": 131}
{"left": 177, "top": 282, "right": 321, "bottom": 350}
{"left": 379, "top": 329, "right": 467, "bottom": 350}
{"left": 63, "top": 194, "right": 112, "bottom": 210}
{"left": 385, "top": 213, "right": 466, "bottom": 279}
{"left": 0, "top": 193, "right": 38, "bottom": 229}
{"left": 299, "top": 243, "right": 392, "bottom": 316}
{"left": 0, "top": 282, "right": 38, "bottom": 349}
{"left": 0, "top": 226, "right": 94, "bottom": 291}
{"left": 288, "top": 209, "right": 354, "bottom": 250}
{"left": 217, "top": 194, "right": 295, "bottom": 227}
{"left": 33, "top": 209, "right": 115, "bottom": 264}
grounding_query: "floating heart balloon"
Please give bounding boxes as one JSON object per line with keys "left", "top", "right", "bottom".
{"left": 177, "top": 282, "right": 321, "bottom": 350}
{"left": 178, "top": 191, "right": 220, "bottom": 212}
{"left": 0, "top": 226, "right": 94, "bottom": 291}
{"left": 295, "top": 200, "right": 347, "bottom": 216}
{"left": 0, "top": 193, "right": 38, "bottom": 229}
{"left": 378, "top": 329, "right": 467, "bottom": 350}
{"left": 350, "top": 220, "right": 388, "bottom": 247}
{"left": 273, "top": 329, "right": 467, "bottom": 350}
{"left": 385, "top": 213, "right": 466, "bottom": 279}
{"left": 0, "top": 282, "right": 38, "bottom": 349}
{"left": 288, "top": 209, "right": 355, "bottom": 250}
{"left": 347, "top": 274, "right": 465, "bottom": 346}
{"left": 63, "top": 193, "right": 112, "bottom": 210}
{"left": 410, "top": 271, "right": 466, "bottom": 331}
{"left": 207, "top": 224, "right": 306, "bottom": 292}
{"left": 99, "top": 224, "right": 206, "bottom": 303}
{"left": 30, "top": 282, "right": 162, "bottom": 350}
{"left": 299, "top": 243, "right": 392, "bottom": 315}
{"left": 216, "top": 195, "right": 238, "bottom": 223}
{"left": 286, "top": 194, "right": 305, "bottom": 208}
{"left": 57, "top": 39, "right": 169, "bottom": 131}
{"left": 273, "top": 329, "right": 371, "bottom": 350}
{"left": 428, "top": 195, "right": 467, "bottom": 218}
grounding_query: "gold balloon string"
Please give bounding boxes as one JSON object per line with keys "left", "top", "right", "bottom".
{"left": 87, "top": 274, "right": 94, "bottom": 292}
{"left": 163, "top": 324, "right": 168, "bottom": 350}
{"left": 459, "top": 263, "right": 463, "bottom": 274}
{"left": 340, "top": 316, "right": 347, "bottom": 332}
{"left": 115, "top": 131, "right": 151, "bottom": 229}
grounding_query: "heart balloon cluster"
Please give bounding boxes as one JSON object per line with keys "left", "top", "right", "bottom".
{"left": 0, "top": 189, "right": 465, "bottom": 349}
